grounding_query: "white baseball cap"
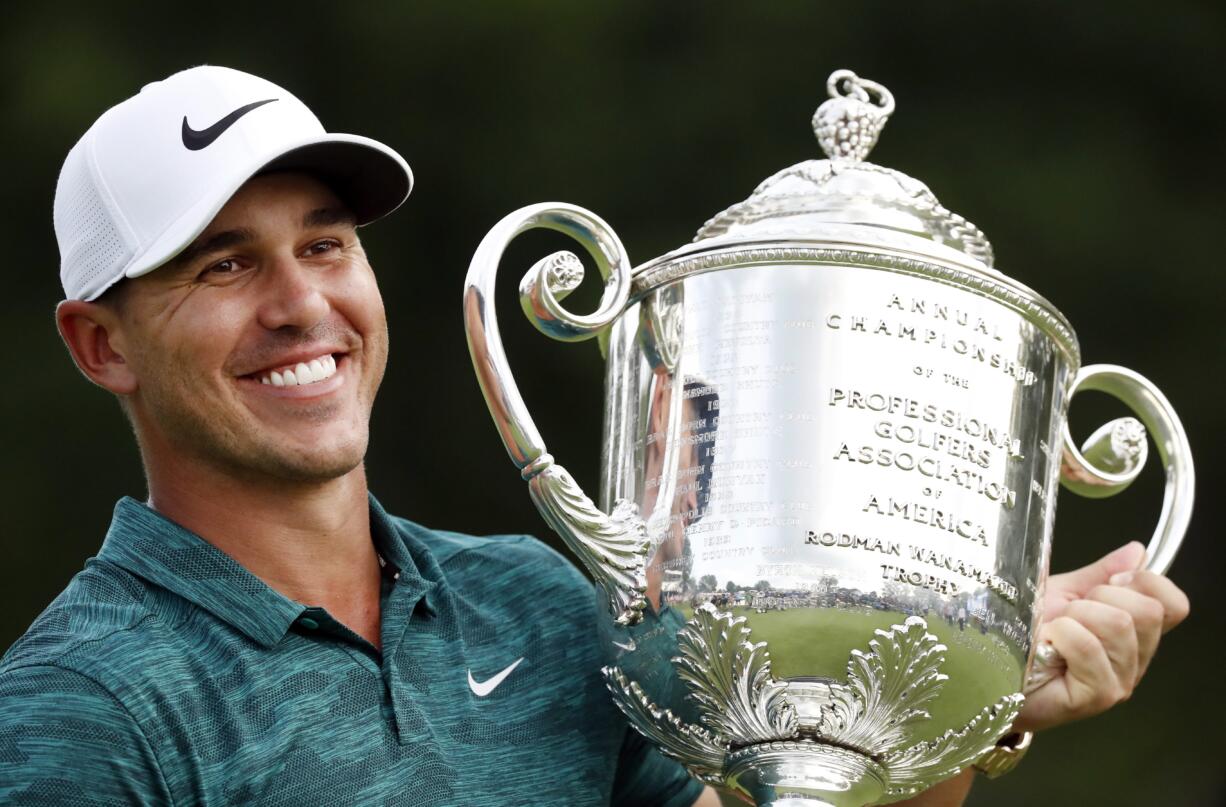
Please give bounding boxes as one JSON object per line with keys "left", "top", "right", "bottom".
{"left": 54, "top": 65, "right": 413, "bottom": 301}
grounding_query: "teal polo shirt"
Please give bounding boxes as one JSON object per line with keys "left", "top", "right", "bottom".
{"left": 0, "top": 495, "right": 702, "bottom": 806}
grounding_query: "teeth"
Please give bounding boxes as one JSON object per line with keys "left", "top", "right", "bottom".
{"left": 257, "top": 354, "right": 339, "bottom": 387}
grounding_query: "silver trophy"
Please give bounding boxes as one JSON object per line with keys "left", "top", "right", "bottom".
{"left": 463, "top": 70, "right": 1193, "bottom": 806}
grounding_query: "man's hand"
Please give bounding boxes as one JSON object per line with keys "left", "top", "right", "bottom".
{"left": 1015, "top": 541, "right": 1189, "bottom": 733}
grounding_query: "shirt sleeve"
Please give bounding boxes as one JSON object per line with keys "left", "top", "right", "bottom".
{"left": 0, "top": 664, "right": 173, "bottom": 805}
{"left": 610, "top": 725, "right": 705, "bottom": 807}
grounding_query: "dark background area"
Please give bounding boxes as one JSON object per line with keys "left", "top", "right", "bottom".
{"left": 2, "top": 2, "right": 1223, "bottom": 804}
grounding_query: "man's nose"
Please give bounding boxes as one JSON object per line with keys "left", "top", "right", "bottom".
{"left": 256, "top": 255, "right": 330, "bottom": 331}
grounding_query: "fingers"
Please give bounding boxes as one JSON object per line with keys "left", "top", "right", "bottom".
{"left": 1041, "top": 618, "right": 1111, "bottom": 701}
{"left": 1020, "top": 603, "right": 1138, "bottom": 732}
{"left": 1042, "top": 542, "right": 1146, "bottom": 620}
{"left": 1050, "top": 542, "right": 1146, "bottom": 598}
{"left": 1018, "top": 616, "right": 1118, "bottom": 732}
{"left": 1109, "top": 569, "right": 1191, "bottom": 633}
{"left": 1084, "top": 584, "right": 1163, "bottom": 682}
{"left": 1061, "top": 599, "right": 1139, "bottom": 696}
{"left": 1083, "top": 569, "right": 1190, "bottom": 684}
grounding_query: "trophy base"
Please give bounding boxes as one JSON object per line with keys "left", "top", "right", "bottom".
{"left": 605, "top": 616, "right": 1027, "bottom": 806}
{"left": 726, "top": 740, "right": 887, "bottom": 807}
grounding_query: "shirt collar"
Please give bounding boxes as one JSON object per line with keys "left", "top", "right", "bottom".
{"left": 367, "top": 493, "right": 441, "bottom": 617}
{"left": 97, "top": 493, "right": 437, "bottom": 647}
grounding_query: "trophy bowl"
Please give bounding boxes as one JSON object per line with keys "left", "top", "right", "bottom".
{"left": 463, "top": 70, "right": 1193, "bottom": 806}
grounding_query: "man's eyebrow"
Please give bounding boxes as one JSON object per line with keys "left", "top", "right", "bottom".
{"left": 304, "top": 207, "right": 357, "bottom": 229}
{"left": 169, "top": 208, "right": 355, "bottom": 271}
{"left": 172, "top": 227, "right": 256, "bottom": 269}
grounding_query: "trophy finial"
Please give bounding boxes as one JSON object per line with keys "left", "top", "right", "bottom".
{"left": 813, "top": 69, "right": 894, "bottom": 163}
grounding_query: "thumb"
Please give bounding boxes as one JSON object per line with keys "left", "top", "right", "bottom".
{"left": 1050, "top": 541, "right": 1146, "bottom": 597}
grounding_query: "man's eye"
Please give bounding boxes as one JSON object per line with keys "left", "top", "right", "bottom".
{"left": 306, "top": 239, "right": 340, "bottom": 256}
{"left": 200, "top": 258, "right": 238, "bottom": 279}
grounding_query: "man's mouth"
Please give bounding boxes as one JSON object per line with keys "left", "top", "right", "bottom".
{"left": 253, "top": 353, "right": 340, "bottom": 387}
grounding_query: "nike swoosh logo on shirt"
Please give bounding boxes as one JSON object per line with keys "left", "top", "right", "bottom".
{"left": 468, "top": 657, "right": 525, "bottom": 697}
{"left": 181, "top": 98, "right": 278, "bottom": 150}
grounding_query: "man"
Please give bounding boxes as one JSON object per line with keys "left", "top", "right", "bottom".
{"left": 0, "top": 65, "right": 1188, "bottom": 806}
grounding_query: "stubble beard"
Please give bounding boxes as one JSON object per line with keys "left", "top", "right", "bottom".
{"left": 134, "top": 360, "right": 376, "bottom": 489}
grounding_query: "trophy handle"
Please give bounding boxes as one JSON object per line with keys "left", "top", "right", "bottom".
{"left": 1027, "top": 363, "right": 1194, "bottom": 691}
{"left": 463, "top": 203, "right": 650, "bottom": 626}
{"left": 1058, "top": 364, "right": 1194, "bottom": 574}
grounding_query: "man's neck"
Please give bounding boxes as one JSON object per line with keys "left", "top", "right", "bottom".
{"left": 143, "top": 456, "right": 382, "bottom": 643}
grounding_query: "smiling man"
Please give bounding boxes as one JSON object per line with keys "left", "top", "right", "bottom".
{"left": 0, "top": 65, "right": 1189, "bottom": 807}
{"left": 0, "top": 65, "right": 709, "bottom": 806}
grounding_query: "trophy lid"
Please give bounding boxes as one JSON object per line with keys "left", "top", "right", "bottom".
{"left": 688, "top": 70, "right": 996, "bottom": 270}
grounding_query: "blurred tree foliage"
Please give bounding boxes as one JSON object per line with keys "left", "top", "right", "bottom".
{"left": 2, "top": 2, "right": 1222, "bottom": 804}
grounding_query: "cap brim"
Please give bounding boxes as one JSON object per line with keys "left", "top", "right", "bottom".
{"left": 124, "top": 132, "right": 412, "bottom": 281}
{"left": 260, "top": 134, "right": 413, "bottom": 225}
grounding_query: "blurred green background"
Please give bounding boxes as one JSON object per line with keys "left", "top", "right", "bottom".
{"left": 2, "top": 2, "right": 1223, "bottom": 804}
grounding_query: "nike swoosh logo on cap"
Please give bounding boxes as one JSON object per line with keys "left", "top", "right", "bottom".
{"left": 181, "top": 98, "right": 278, "bottom": 151}
{"left": 468, "top": 657, "right": 525, "bottom": 697}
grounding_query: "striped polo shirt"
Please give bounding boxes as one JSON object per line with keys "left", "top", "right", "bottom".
{"left": 0, "top": 495, "right": 702, "bottom": 806}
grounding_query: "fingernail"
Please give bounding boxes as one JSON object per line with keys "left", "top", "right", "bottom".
{"left": 1110, "top": 572, "right": 1134, "bottom": 586}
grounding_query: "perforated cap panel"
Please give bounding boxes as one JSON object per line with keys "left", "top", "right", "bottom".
{"left": 54, "top": 137, "right": 133, "bottom": 301}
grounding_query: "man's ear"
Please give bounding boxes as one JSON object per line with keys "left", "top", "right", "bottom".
{"left": 55, "top": 300, "right": 138, "bottom": 395}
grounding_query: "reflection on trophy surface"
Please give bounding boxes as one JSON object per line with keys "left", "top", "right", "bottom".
{"left": 641, "top": 372, "right": 715, "bottom": 615}
{"left": 464, "top": 69, "right": 1193, "bottom": 806}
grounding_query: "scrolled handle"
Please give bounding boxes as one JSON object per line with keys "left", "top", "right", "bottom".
{"left": 1058, "top": 364, "right": 1193, "bottom": 575}
{"left": 463, "top": 203, "right": 649, "bottom": 625}
{"left": 1026, "top": 363, "right": 1194, "bottom": 693}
